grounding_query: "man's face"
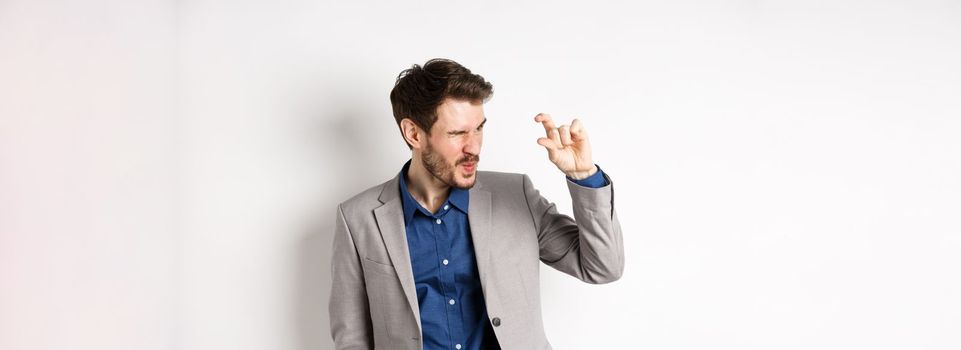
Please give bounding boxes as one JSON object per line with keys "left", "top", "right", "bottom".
{"left": 420, "top": 98, "right": 486, "bottom": 189}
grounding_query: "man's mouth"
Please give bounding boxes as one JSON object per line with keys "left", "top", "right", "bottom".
{"left": 460, "top": 162, "right": 476, "bottom": 172}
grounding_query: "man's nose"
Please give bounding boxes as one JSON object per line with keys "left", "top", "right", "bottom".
{"left": 463, "top": 131, "right": 482, "bottom": 155}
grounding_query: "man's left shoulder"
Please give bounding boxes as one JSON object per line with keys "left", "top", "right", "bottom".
{"left": 475, "top": 170, "right": 527, "bottom": 192}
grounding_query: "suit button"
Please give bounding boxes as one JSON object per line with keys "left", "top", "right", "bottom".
{"left": 492, "top": 317, "right": 501, "bottom": 327}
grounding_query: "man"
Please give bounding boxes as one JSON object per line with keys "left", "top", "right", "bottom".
{"left": 329, "top": 58, "right": 624, "bottom": 350}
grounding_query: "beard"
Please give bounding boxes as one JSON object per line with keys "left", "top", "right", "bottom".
{"left": 422, "top": 141, "right": 480, "bottom": 190}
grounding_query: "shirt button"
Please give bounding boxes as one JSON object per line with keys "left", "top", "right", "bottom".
{"left": 455, "top": 344, "right": 462, "bottom": 349}
{"left": 444, "top": 205, "right": 449, "bottom": 210}
{"left": 435, "top": 219, "right": 442, "bottom": 224}
{"left": 442, "top": 259, "right": 449, "bottom": 266}
{"left": 449, "top": 299, "right": 456, "bottom": 305}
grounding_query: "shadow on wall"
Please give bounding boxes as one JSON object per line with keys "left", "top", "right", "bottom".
{"left": 296, "top": 218, "right": 336, "bottom": 350}
{"left": 294, "top": 104, "right": 389, "bottom": 350}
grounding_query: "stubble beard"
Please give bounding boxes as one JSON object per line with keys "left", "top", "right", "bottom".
{"left": 422, "top": 141, "right": 479, "bottom": 190}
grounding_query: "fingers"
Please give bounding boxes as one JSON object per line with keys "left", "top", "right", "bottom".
{"left": 570, "top": 118, "right": 588, "bottom": 141}
{"left": 536, "top": 137, "right": 558, "bottom": 150}
{"left": 558, "top": 125, "right": 573, "bottom": 146}
{"left": 535, "top": 113, "right": 586, "bottom": 148}
{"left": 534, "top": 113, "right": 558, "bottom": 140}
{"left": 537, "top": 125, "right": 561, "bottom": 149}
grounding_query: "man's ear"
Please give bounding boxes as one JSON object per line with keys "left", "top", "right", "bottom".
{"left": 400, "top": 118, "right": 425, "bottom": 149}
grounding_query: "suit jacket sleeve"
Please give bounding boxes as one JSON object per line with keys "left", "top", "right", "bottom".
{"left": 523, "top": 172, "right": 625, "bottom": 284}
{"left": 328, "top": 204, "right": 374, "bottom": 349}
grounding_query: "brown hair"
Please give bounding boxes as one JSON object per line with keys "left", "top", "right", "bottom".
{"left": 389, "top": 58, "right": 493, "bottom": 148}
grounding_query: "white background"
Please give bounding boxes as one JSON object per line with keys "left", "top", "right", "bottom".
{"left": 2, "top": 0, "right": 960, "bottom": 349}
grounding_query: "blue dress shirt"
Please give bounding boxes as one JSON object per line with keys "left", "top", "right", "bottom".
{"left": 398, "top": 160, "right": 607, "bottom": 350}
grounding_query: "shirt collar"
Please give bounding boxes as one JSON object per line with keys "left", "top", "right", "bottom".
{"left": 398, "top": 159, "right": 470, "bottom": 224}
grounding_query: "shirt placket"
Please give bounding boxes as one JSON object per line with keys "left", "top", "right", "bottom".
{"left": 432, "top": 201, "right": 464, "bottom": 349}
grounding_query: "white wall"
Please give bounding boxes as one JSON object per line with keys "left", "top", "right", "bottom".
{"left": 3, "top": 1, "right": 960, "bottom": 349}
{"left": 0, "top": 1, "right": 179, "bottom": 349}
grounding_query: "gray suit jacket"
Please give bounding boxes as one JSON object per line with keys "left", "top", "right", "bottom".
{"left": 329, "top": 169, "right": 624, "bottom": 350}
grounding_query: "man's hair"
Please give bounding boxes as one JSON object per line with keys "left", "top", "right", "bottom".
{"left": 390, "top": 58, "right": 493, "bottom": 149}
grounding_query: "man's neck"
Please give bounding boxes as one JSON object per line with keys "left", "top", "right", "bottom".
{"left": 406, "top": 158, "right": 451, "bottom": 214}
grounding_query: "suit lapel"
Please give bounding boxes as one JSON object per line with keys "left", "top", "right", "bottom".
{"left": 468, "top": 184, "right": 493, "bottom": 292}
{"left": 373, "top": 175, "right": 421, "bottom": 330}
